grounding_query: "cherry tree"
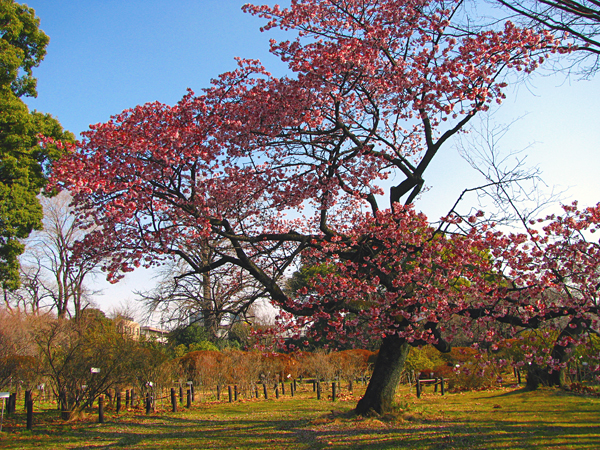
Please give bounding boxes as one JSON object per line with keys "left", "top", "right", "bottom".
{"left": 50, "top": 0, "right": 569, "bottom": 414}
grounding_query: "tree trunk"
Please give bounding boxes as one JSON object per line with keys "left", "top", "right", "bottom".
{"left": 355, "top": 334, "right": 410, "bottom": 416}
{"left": 526, "top": 317, "right": 588, "bottom": 390}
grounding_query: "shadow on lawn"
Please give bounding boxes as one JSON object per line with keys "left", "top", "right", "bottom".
{"left": 48, "top": 409, "right": 600, "bottom": 450}
{"left": 4, "top": 390, "right": 600, "bottom": 450}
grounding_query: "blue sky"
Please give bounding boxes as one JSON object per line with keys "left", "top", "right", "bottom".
{"left": 21, "top": 1, "right": 600, "bottom": 317}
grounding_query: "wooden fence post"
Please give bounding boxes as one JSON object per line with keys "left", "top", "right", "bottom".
{"left": 24, "top": 390, "right": 31, "bottom": 411}
{"left": 332, "top": 382, "right": 337, "bottom": 402}
{"left": 263, "top": 383, "right": 268, "bottom": 400}
{"left": 440, "top": 377, "right": 445, "bottom": 395}
{"left": 228, "top": 386, "right": 233, "bottom": 403}
{"left": 217, "top": 385, "right": 221, "bottom": 401}
{"left": 98, "top": 395, "right": 105, "bottom": 424}
{"left": 171, "top": 388, "right": 177, "bottom": 412}
{"left": 317, "top": 382, "right": 321, "bottom": 400}
{"left": 416, "top": 379, "right": 421, "bottom": 398}
{"left": 116, "top": 390, "right": 122, "bottom": 414}
{"left": 187, "top": 389, "right": 191, "bottom": 408}
{"left": 234, "top": 385, "right": 238, "bottom": 402}
{"left": 125, "top": 389, "right": 130, "bottom": 408}
{"left": 179, "top": 385, "right": 183, "bottom": 404}
{"left": 9, "top": 393, "right": 16, "bottom": 414}
{"left": 26, "top": 394, "right": 33, "bottom": 430}
{"left": 145, "top": 392, "right": 151, "bottom": 415}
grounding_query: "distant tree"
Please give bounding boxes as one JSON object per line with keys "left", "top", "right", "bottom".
{"left": 22, "top": 192, "right": 101, "bottom": 318}
{"left": 0, "top": 308, "right": 38, "bottom": 390}
{"left": 0, "top": 1, "right": 73, "bottom": 289}
{"left": 140, "top": 247, "right": 268, "bottom": 341}
{"left": 168, "top": 323, "right": 211, "bottom": 348}
{"left": 33, "top": 311, "right": 135, "bottom": 418}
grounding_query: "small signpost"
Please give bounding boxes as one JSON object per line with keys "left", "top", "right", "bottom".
{"left": 0, "top": 392, "right": 10, "bottom": 432}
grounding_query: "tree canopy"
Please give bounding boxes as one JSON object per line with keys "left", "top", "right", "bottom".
{"left": 0, "top": 0, "right": 73, "bottom": 289}
{"left": 52, "top": 0, "right": 597, "bottom": 415}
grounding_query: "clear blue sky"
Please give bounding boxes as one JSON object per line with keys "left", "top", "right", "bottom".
{"left": 21, "top": 1, "right": 600, "bottom": 317}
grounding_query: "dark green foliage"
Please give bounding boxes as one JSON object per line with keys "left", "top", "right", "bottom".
{"left": 0, "top": 0, "right": 73, "bottom": 288}
{"left": 168, "top": 324, "right": 211, "bottom": 348}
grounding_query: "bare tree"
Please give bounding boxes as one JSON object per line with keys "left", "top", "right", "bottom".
{"left": 139, "top": 244, "right": 269, "bottom": 340}
{"left": 19, "top": 192, "right": 102, "bottom": 318}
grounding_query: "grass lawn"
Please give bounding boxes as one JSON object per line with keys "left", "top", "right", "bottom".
{"left": 0, "top": 383, "right": 598, "bottom": 449}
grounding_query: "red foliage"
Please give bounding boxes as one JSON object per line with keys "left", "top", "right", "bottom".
{"left": 49, "top": 0, "right": 598, "bottom": 382}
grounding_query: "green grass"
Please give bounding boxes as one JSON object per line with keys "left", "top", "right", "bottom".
{"left": 1, "top": 384, "right": 599, "bottom": 449}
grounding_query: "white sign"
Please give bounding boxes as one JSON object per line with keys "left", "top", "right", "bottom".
{"left": 0, "top": 393, "right": 9, "bottom": 399}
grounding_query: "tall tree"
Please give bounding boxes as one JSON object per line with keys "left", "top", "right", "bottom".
{"left": 140, "top": 254, "right": 267, "bottom": 341}
{"left": 0, "top": 0, "right": 73, "bottom": 289}
{"left": 53, "top": 0, "right": 577, "bottom": 414}
{"left": 26, "top": 192, "right": 100, "bottom": 318}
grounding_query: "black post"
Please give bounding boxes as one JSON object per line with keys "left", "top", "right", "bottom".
{"left": 434, "top": 378, "right": 438, "bottom": 393}
{"left": 24, "top": 390, "right": 31, "bottom": 411}
{"left": 416, "top": 379, "right": 421, "bottom": 398}
{"left": 191, "top": 384, "right": 195, "bottom": 402}
{"left": 60, "top": 390, "right": 69, "bottom": 420}
{"left": 263, "top": 383, "right": 268, "bottom": 400}
{"left": 255, "top": 385, "right": 259, "bottom": 399}
{"left": 281, "top": 381, "right": 285, "bottom": 396}
{"left": 171, "top": 388, "right": 177, "bottom": 412}
{"left": 290, "top": 382, "right": 294, "bottom": 397}
{"left": 179, "top": 385, "right": 183, "bottom": 404}
{"left": 440, "top": 377, "right": 445, "bottom": 395}
{"left": 130, "top": 389, "right": 136, "bottom": 408}
{"left": 8, "top": 393, "right": 16, "bottom": 414}
{"left": 217, "top": 385, "right": 221, "bottom": 401}
{"left": 125, "top": 389, "right": 130, "bottom": 408}
{"left": 349, "top": 379, "right": 353, "bottom": 392}
{"left": 228, "top": 385, "right": 233, "bottom": 403}
{"left": 26, "top": 396, "right": 33, "bottom": 430}
{"left": 517, "top": 369, "right": 521, "bottom": 384}
{"left": 234, "top": 385, "right": 238, "bottom": 402}
{"left": 145, "top": 392, "right": 151, "bottom": 415}
{"left": 187, "top": 389, "right": 191, "bottom": 408}
{"left": 116, "top": 390, "right": 122, "bottom": 414}
{"left": 332, "top": 382, "right": 336, "bottom": 402}
{"left": 98, "top": 396, "right": 105, "bottom": 424}
{"left": 317, "top": 381, "right": 321, "bottom": 400}
{"left": 275, "top": 385, "right": 279, "bottom": 399}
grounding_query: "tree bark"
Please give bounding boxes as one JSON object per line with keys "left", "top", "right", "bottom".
{"left": 526, "top": 317, "right": 588, "bottom": 390}
{"left": 355, "top": 334, "right": 410, "bottom": 416}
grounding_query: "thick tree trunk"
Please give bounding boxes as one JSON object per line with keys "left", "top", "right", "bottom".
{"left": 526, "top": 317, "right": 588, "bottom": 390}
{"left": 355, "top": 334, "right": 410, "bottom": 416}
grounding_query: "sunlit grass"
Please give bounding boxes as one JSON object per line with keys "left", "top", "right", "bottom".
{"left": 1, "top": 382, "right": 599, "bottom": 449}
